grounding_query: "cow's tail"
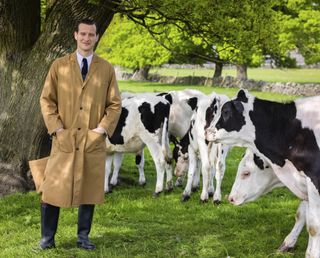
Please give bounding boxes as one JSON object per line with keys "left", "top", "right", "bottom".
{"left": 161, "top": 117, "right": 172, "bottom": 163}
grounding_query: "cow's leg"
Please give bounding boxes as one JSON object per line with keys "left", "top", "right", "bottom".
{"left": 136, "top": 149, "right": 146, "bottom": 186}
{"left": 110, "top": 153, "right": 124, "bottom": 186}
{"left": 104, "top": 154, "right": 113, "bottom": 193}
{"left": 278, "top": 201, "right": 306, "bottom": 252}
{"left": 199, "top": 142, "right": 211, "bottom": 203}
{"left": 305, "top": 179, "right": 320, "bottom": 258}
{"left": 191, "top": 159, "right": 200, "bottom": 192}
{"left": 163, "top": 129, "right": 173, "bottom": 192}
{"left": 140, "top": 137, "right": 165, "bottom": 197}
{"left": 200, "top": 159, "right": 211, "bottom": 203}
{"left": 182, "top": 146, "right": 197, "bottom": 202}
{"left": 213, "top": 144, "right": 228, "bottom": 205}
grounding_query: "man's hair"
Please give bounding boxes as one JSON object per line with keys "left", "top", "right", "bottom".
{"left": 75, "top": 18, "right": 98, "bottom": 33}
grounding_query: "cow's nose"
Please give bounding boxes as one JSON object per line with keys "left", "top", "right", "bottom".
{"left": 228, "top": 196, "right": 236, "bottom": 204}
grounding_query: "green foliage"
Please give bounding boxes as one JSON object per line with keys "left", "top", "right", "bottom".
{"left": 96, "top": 14, "right": 171, "bottom": 69}
{"left": 278, "top": 0, "right": 320, "bottom": 64}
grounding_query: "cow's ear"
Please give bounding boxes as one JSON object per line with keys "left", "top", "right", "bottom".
{"left": 187, "top": 97, "right": 198, "bottom": 111}
{"left": 237, "top": 89, "right": 249, "bottom": 103}
{"left": 233, "top": 100, "right": 244, "bottom": 113}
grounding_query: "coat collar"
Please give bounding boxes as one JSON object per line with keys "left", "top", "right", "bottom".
{"left": 70, "top": 51, "right": 100, "bottom": 87}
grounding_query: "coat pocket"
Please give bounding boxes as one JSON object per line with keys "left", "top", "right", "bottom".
{"left": 56, "top": 129, "right": 73, "bottom": 153}
{"left": 85, "top": 130, "right": 106, "bottom": 153}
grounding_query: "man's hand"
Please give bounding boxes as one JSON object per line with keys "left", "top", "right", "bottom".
{"left": 92, "top": 127, "right": 107, "bottom": 136}
{"left": 56, "top": 128, "right": 64, "bottom": 134}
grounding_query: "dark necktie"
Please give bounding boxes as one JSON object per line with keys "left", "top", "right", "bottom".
{"left": 81, "top": 58, "right": 88, "bottom": 81}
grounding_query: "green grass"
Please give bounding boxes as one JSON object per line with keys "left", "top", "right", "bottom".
{"left": 149, "top": 67, "right": 320, "bottom": 83}
{"left": 0, "top": 84, "right": 306, "bottom": 257}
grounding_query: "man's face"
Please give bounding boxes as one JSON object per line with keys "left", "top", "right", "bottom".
{"left": 74, "top": 23, "right": 98, "bottom": 54}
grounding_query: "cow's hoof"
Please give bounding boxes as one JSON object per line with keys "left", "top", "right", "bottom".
{"left": 104, "top": 189, "right": 112, "bottom": 194}
{"left": 181, "top": 195, "right": 190, "bottom": 202}
{"left": 213, "top": 199, "right": 221, "bottom": 205}
{"left": 191, "top": 186, "right": 199, "bottom": 192}
{"left": 200, "top": 199, "right": 208, "bottom": 204}
{"left": 208, "top": 192, "right": 214, "bottom": 197}
{"left": 153, "top": 191, "right": 162, "bottom": 198}
{"left": 139, "top": 182, "right": 146, "bottom": 187}
{"left": 166, "top": 187, "right": 174, "bottom": 193}
{"left": 166, "top": 181, "right": 174, "bottom": 190}
{"left": 278, "top": 243, "right": 294, "bottom": 253}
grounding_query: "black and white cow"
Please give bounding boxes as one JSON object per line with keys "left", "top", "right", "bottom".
{"left": 205, "top": 89, "right": 320, "bottom": 257}
{"left": 105, "top": 93, "right": 173, "bottom": 197}
{"left": 173, "top": 92, "right": 230, "bottom": 203}
{"left": 229, "top": 148, "right": 306, "bottom": 252}
{"left": 105, "top": 90, "right": 205, "bottom": 194}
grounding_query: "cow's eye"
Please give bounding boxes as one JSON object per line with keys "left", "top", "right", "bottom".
{"left": 241, "top": 171, "right": 250, "bottom": 179}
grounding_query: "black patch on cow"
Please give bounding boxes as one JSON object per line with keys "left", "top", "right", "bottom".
{"left": 236, "top": 89, "right": 248, "bottom": 103}
{"left": 108, "top": 107, "right": 129, "bottom": 144}
{"left": 250, "top": 98, "right": 320, "bottom": 192}
{"left": 135, "top": 154, "right": 142, "bottom": 165}
{"left": 156, "top": 92, "right": 167, "bottom": 97}
{"left": 138, "top": 101, "right": 170, "bottom": 134}
{"left": 187, "top": 97, "right": 198, "bottom": 111}
{"left": 173, "top": 133, "right": 190, "bottom": 162}
{"left": 253, "top": 154, "right": 264, "bottom": 170}
{"left": 156, "top": 92, "right": 173, "bottom": 104}
{"left": 216, "top": 100, "right": 246, "bottom": 132}
{"left": 204, "top": 98, "right": 218, "bottom": 130}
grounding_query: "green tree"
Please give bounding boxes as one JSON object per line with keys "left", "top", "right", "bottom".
{"left": 278, "top": 0, "right": 320, "bottom": 65}
{"left": 97, "top": 14, "right": 170, "bottom": 80}
{"left": 120, "top": 0, "right": 283, "bottom": 79}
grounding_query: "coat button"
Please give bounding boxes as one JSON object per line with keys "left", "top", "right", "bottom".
{"left": 80, "top": 107, "right": 83, "bottom": 110}
{"left": 78, "top": 128, "right": 81, "bottom": 130}
{"left": 76, "top": 147, "right": 79, "bottom": 151}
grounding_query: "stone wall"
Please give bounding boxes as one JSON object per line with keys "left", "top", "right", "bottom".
{"left": 148, "top": 74, "right": 320, "bottom": 96}
{"left": 116, "top": 70, "right": 320, "bottom": 96}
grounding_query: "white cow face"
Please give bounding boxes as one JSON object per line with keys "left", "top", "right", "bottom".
{"left": 228, "top": 149, "right": 283, "bottom": 205}
{"left": 205, "top": 89, "right": 255, "bottom": 148}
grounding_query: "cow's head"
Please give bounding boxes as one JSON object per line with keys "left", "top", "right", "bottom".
{"left": 228, "top": 149, "right": 283, "bottom": 205}
{"left": 205, "top": 89, "right": 255, "bottom": 147}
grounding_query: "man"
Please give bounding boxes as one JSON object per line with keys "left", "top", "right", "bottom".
{"left": 39, "top": 18, "right": 121, "bottom": 250}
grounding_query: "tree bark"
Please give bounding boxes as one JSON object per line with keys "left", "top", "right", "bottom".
{"left": 132, "top": 65, "right": 151, "bottom": 81}
{"left": 0, "top": 0, "right": 121, "bottom": 192}
{"left": 236, "top": 64, "right": 248, "bottom": 80}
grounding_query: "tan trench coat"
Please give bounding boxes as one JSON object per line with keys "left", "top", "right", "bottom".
{"left": 38, "top": 52, "right": 121, "bottom": 208}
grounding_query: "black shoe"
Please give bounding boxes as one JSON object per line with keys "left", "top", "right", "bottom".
{"left": 77, "top": 204, "right": 95, "bottom": 250}
{"left": 77, "top": 239, "right": 96, "bottom": 250}
{"left": 39, "top": 203, "right": 60, "bottom": 250}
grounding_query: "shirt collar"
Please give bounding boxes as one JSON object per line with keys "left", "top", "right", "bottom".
{"left": 76, "top": 51, "right": 93, "bottom": 69}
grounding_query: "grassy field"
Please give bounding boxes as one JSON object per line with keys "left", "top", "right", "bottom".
{"left": 150, "top": 67, "right": 320, "bottom": 84}
{"left": 0, "top": 84, "right": 306, "bottom": 257}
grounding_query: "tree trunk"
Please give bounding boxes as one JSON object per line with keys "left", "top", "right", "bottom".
{"left": 0, "top": 0, "right": 121, "bottom": 193}
{"left": 132, "top": 65, "right": 151, "bottom": 81}
{"left": 213, "top": 61, "right": 223, "bottom": 78}
{"left": 236, "top": 64, "right": 248, "bottom": 80}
